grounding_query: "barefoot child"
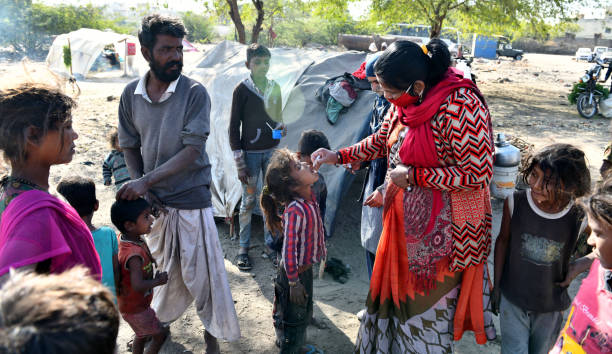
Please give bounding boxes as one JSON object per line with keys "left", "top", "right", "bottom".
{"left": 493, "top": 144, "right": 593, "bottom": 354}
{"left": 229, "top": 43, "right": 284, "bottom": 271}
{"left": 103, "top": 128, "right": 130, "bottom": 189}
{"left": 260, "top": 149, "right": 326, "bottom": 353}
{"left": 551, "top": 177, "right": 612, "bottom": 353}
{"left": 57, "top": 176, "right": 120, "bottom": 298}
{"left": 0, "top": 84, "right": 101, "bottom": 286}
{"left": 111, "top": 198, "right": 168, "bottom": 354}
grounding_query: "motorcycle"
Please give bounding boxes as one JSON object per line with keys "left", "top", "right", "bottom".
{"left": 576, "top": 58, "right": 606, "bottom": 119}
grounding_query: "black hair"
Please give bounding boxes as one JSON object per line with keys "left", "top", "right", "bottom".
{"left": 138, "top": 14, "right": 187, "bottom": 51}
{"left": 246, "top": 43, "right": 271, "bottom": 63}
{"left": 374, "top": 39, "right": 451, "bottom": 92}
{"left": 0, "top": 84, "right": 76, "bottom": 164}
{"left": 583, "top": 177, "right": 612, "bottom": 227}
{"left": 0, "top": 267, "right": 119, "bottom": 354}
{"left": 57, "top": 176, "right": 97, "bottom": 217}
{"left": 260, "top": 149, "right": 300, "bottom": 234}
{"left": 522, "top": 144, "right": 591, "bottom": 204}
{"left": 298, "top": 130, "right": 330, "bottom": 156}
{"left": 108, "top": 128, "right": 119, "bottom": 149}
{"left": 110, "top": 198, "right": 150, "bottom": 234}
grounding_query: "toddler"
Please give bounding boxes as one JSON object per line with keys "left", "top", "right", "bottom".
{"left": 103, "top": 128, "right": 130, "bottom": 189}
{"left": 111, "top": 198, "right": 168, "bottom": 354}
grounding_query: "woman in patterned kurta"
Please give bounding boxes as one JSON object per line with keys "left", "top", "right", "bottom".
{"left": 313, "top": 40, "right": 496, "bottom": 353}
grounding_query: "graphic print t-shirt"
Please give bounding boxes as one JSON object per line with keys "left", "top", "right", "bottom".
{"left": 500, "top": 190, "right": 586, "bottom": 312}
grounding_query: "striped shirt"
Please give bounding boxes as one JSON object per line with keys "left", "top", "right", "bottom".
{"left": 282, "top": 195, "right": 326, "bottom": 283}
{"left": 102, "top": 150, "right": 131, "bottom": 189}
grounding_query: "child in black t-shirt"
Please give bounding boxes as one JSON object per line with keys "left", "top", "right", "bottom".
{"left": 493, "top": 144, "right": 594, "bottom": 354}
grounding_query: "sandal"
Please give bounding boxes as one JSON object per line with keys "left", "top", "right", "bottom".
{"left": 236, "top": 253, "right": 252, "bottom": 271}
{"left": 304, "top": 344, "right": 325, "bottom": 354}
{"left": 261, "top": 250, "right": 278, "bottom": 268}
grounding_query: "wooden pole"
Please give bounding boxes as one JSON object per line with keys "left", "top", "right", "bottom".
{"left": 67, "top": 39, "right": 73, "bottom": 76}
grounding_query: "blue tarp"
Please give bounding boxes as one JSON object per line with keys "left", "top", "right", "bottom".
{"left": 472, "top": 35, "right": 498, "bottom": 59}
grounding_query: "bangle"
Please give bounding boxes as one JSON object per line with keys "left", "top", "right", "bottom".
{"left": 405, "top": 167, "right": 414, "bottom": 186}
{"left": 335, "top": 151, "right": 342, "bottom": 165}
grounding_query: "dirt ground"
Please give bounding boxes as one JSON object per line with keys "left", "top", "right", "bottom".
{"left": 0, "top": 52, "right": 609, "bottom": 353}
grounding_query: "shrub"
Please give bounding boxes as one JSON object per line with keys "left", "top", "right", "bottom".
{"left": 568, "top": 81, "right": 610, "bottom": 104}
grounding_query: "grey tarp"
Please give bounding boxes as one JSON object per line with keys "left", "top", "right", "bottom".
{"left": 189, "top": 41, "right": 375, "bottom": 236}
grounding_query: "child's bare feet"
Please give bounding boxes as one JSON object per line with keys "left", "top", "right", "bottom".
{"left": 205, "top": 330, "right": 220, "bottom": 354}
{"left": 145, "top": 327, "right": 169, "bottom": 354}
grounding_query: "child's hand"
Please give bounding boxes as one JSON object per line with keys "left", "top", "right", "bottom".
{"left": 154, "top": 271, "right": 168, "bottom": 286}
{"left": 557, "top": 261, "right": 587, "bottom": 288}
{"left": 364, "top": 190, "right": 383, "bottom": 207}
{"left": 491, "top": 286, "right": 501, "bottom": 315}
{"left": 237, "top": 167, "right": 251, "bottom": 184}
{"left": 276, "top": 123, "right": 287, "bottom": 137}
{"left": 289, "top": 282, "right": 308, "bottom": 305}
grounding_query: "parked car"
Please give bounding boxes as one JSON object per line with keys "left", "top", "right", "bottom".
{"left": 594, "top": 46, "right": 608, "bottom": 59}
{"left": 496, "top": 40, "right": 523, "bottom": 60}
{"left": 602, "top": 49, "right": 612, "bottom": 63}
{"left": 388, "top": 24, "right": 461, "bottom": 57}
{"left": 576, "top": 47, "right": 593, "bottom": 61}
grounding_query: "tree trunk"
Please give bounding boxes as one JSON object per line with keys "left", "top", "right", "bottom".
{"left": 226, "top": 0, "right": 246, "bottom": 44}
{"left": 251, "top": 0, "right": 265, "bottom": 44}
{"left": 430, "top": 19, "right": 442, "bottom": 39}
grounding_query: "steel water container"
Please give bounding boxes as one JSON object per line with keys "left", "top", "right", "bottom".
{"left": 491, "top": 133, "right": 521, "bottom": 199}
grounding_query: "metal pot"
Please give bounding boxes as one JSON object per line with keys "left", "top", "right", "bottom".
{"left": 491, "top": 133, "right": 521, "bottom": 198}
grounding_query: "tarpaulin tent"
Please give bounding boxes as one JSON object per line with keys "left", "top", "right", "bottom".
{"left": 189, "top": 40, "right": 376, "bottom": 235}
{"left": 46, "top": 28, "right": 145, "bottom": 78}
{"left": 46, "top": 28, "right": 198, "bottom": 78}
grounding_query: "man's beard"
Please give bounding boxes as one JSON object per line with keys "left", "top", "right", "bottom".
{"left": 150, "top": 58, "right": 183, "bottom": 83}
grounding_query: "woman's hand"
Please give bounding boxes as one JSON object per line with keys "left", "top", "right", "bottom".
{"left": 311, "top": 148, "right": 338, "bottom": 170}
{"left": 364, "top": 190, "right": 383, "bottom": 207}
{"left": 389, "top": 164, "right": 413, "bottom": 189}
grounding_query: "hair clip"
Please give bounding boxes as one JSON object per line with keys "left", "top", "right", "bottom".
{"left": 262, "top": 185, "right": 270, "bottom": 195}
{"left": 421, "top": 44, "right": 429, "bottom": 55}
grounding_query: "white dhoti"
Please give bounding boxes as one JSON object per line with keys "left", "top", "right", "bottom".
{"left": 145, "top": 207, "right": 240, "bottom": 341}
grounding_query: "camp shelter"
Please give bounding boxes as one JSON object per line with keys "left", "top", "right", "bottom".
{"left": 46, "top": 28, "right": 146, "bottom": 78}
{"left": 189, "top": 40, "right": 376, "bottom": 236}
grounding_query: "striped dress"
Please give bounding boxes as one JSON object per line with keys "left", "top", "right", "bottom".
{"left": 339, "top": 88, "right": 496, "bottom": 353}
